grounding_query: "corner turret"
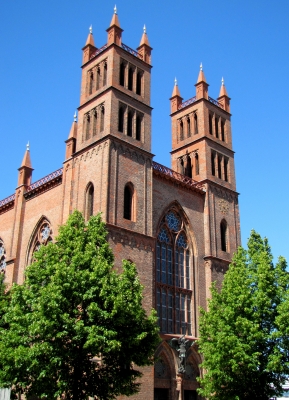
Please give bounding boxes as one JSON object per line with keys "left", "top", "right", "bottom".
{"left": 195, "top": 63, "right": 209, "bottom": 100}
{"left": 18, "top": 143, "right": 33, "bottom": 187}
{"left": 65, "top": 112, "right": 77, "bottom": 159}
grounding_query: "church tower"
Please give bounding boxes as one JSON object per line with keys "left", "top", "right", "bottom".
{"left": 63, "top": 7, "right": 154, "bottom": 236}
{"left": 170, "top": 65, "right": 240, "bottom": 289}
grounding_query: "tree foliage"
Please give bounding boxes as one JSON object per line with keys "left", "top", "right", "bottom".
{"left": 0, "top": 211, "right": 159, "bottom": 399}
{"left": 198, "top": 230, "right": 289, "bottom": 400}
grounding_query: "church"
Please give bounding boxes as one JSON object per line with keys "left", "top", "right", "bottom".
{"left": 0, "top": 8, "right": 241, "bottom": 400}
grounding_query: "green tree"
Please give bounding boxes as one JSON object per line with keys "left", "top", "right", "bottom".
{"left": 0, "top": 211, "right": 159, "bottom": 399}
{"left": 198, "top": 230, "right": 289, "bottom": 400}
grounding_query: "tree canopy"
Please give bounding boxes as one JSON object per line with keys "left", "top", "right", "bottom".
{"left": 0, "top": 211, "right": 159, "bottom": 399}
{"left": 198, "top": 230, "right": 289, "bottom": 400}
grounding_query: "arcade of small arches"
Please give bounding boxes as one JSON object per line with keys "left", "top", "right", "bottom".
{"left": 119, "top": 59, "right": 144, "bottom": 96}
{"left": 87, "top": 59, "right": 108, "bottom": 95}
{"left": 118, "top": 103, "right": 143, "bottom": 141}
{"left": 178, "top": 113, "right": 198, "bottom": 141}
{"left": 83, "top": 103, "right": 105, "bottom": 141}
{"left": 177, "top": 152, "right": 199, "bottom": 180}
{"left": 209, "top": 112, "right": 226, "bottom": 142}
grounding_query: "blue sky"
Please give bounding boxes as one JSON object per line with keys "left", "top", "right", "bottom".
{"left": 0, "top": 0, "right": 288, "bottom": 262}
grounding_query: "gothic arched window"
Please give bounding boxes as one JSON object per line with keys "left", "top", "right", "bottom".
{"left": 187, "top": 118, "right": 191, "bottom": 137}
{"left": 220, "top": 219, "right": 228, "bottom": 252}
{"left": 86, "top": 183, "right": 94, "bottom": 220}
{"left": 136, "top": 71, "right": 142, "bottom": 95}
{"left": 29, "top": 221, "right": 53, "bottom": 264}
{"left": 180, "top": 120, "right": 184, "bottom": 141}
{"left": 103, "top": 62, "right": 107, "bottom": 86}
{"left": 127, "top": 111, "right": 133, "bottom": 137}
{"left": 0, "top": 240, "right": 6, "bottom": 273}
{"left": 123, "top": 183, "right": 134, "bottom": 221}
{"left": 100, "top": 106, "right": 105, "bottom": 132}
{"left": 136, "top": 115, "right": 142, "bottom": 141}
{"left": 89, "top": 71, "right": 94, "bottom": 95}
{"left": 128, "top": 67, "right": 134, "bottom": 91}
{"left": 156, "top": 209, "right": 192, "bottom": 335}
{"left": 118, "top": 107, "right": 124, "bottom": 133}
{"left": 194, "top": 113, "right": 198, "bottom": 134}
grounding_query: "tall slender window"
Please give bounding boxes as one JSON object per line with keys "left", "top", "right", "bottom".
{"left": 118, "top": 107, "right": 124, "bottom": 133}
{"left": 136, "top": 71, "right": 142, "bottom": 95}
{"left": 0, "top": 240, "right": 6, "bottom": 273}
{"left": 86, "top": 184, "right": 94, "bottom": 219}
{"left": 96, "top": 67, "right": 101, "bottom": 90}
{"left": 89, "top": 71, "right": 94, "bottom": 95}
{"left": 103, "top": 62, "right": 107, "bottom": 86}
{"left": 136, "top": 115, "right": 142, "bottom": 141}
{"left": 209, "top": 114, "right": 213, "bottom": 135}
{"left": 218, "top": 154, "right": 222, "bottom": 179}
{"left": 85, "top": 114, "right": 91, "bottom": 140}
{"left": 100, "top": 106, "right": 105, "bottom": 132}
{"left": 127, "top": 111, "right": 133, "bottom": 137}
{"left": 180, "top": 121, "right": 184, "bottom": 140}
{"left": 220, "top": 220, "right": 228, "bottom": 252}
{"left": 211, "top": 151, "right": 216, "bottom": 176}
{"left": 221, "top": 120, "right": 225, "bottom": 141}
{"left": 195, "top": 153, "right": 199, "bottom": 175}
{"left": 194, "top": 113, "right": 198, "bottom": 134}
{"left": 224, "top": 157, "right": 229, "bottom": 182}
{"left": 215, "top": 116, "right": 219, "bottom": 138}
{"left": 29, "top": 220, "right": 53, "bottom": 265}
{"left": 124, "top": 184, "right": 133, "bottom": 220}
{"left": 185, "top": 156, "right": 192, "bottom": 178}
{"left": 92, "top": 110, "right": 97, "bottom": 136}
{"left": 156, "top": 209, "right": 192, "bottom": 335}
{"left": 128, "top": 67, "right": 133, "bottom": 91}
{"left": 187, "top": 118, "right": 191, "bottom": 137}
{"left": 119, "top": 62, "right": 125, "bottom": 86}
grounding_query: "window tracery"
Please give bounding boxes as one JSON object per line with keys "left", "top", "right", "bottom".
{"left": 0, "top": 240, "right": 6, "bottom": 273}
{"left": 156, "top": 209, "right": 192, "bottom": 335}
{"left": 30, "top": 221, "right": 52, "bottom": 264}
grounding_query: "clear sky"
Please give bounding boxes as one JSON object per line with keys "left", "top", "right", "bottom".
{"left": 0, "top": 0, "right": 288, "bottom": 262}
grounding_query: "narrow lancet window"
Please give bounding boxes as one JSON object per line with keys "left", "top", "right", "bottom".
{"left": 180, "top": 121, "right": 184, "bottom": 141}
{"left": 103, "top": 62, "right": 107, "bottom": 86}
{"left": 195, "top": 153, "right": 199, "bottom": 175}
{"left": 211, "top": 151, "right": 216, "bottom": 176}
{"left": 209, "top": 114, "right": 213, "bottom": 135}
{"left": 127, "top": 111, "right": 133, "bottom": 137}
{"left": 86, "top": 184, "right": 94, "bottom": 219}
{"left": 221, "top": 220, "right": 228, "bottom": 252}
{"left": 89, "top": 71, "right": 94, "bottom": 95}
{"left": 100, "top": 106, "right": 105, "bottom": 132}
{"left": 123, "top": 184, "right": 133, "bottom": 220}
{"left": 194, "top": 113, "right": 198, "bottom": 134}
{"left": 119, "top": 62, "right": 125, "bottom": 86}
{"left": 96, "top": 67, "right": 101, "bottom": 90}
{"left": 136, "top": 71, "right": 142, "bottom": 95}
{"left": 118, "top": 107, "right": 124, "bottom": 133}
{"left": 136, "top": 115, "right": 141, "bottom": 141}
{"left": 128, "top": 67, "right": 133, "bottom": 91}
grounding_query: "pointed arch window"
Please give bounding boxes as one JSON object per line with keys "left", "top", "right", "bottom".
{"left": 215, "top": 116, "right": 219, "bottom": 138}
{"left": 29, "top": 221, "right": 53, "bottom": 264}
{"left": 194, "top": 113, "right": 198, "bottom": 134}
{"left": 187, "top": 118, "right": 191, "bottom": 137}
{"left": 220, "top": 220, "right": 228, "bottom": 252}
{"left": 86, "top": 183, "right": 94, "bottom": 220}
{"left": 127, "top": 111, "right": 133, "bottom": 137}
{"left": 123, "top": 184, "right": 134, "bottom": 220}
{"left": 92, "top": 109, "right": 97, "bottom": 136}
{"left": 89, "top": 71, "right": 94, "bottom": 95}
{"left": 185, "top": 156, "right": 192, "bottom": 178}
{"left": 195, "top": 153, "right": 199, "bottom": 176}
{"left": 128, "top": 67, "right": 134, "bottom": 91}
{"left": 224, "top": 157, "right": 229, "bottom": 182}
{"left": 211, "top": 151, "right": 216, "bottom": 176}
{"left": 96, "top": 66, "right": 101, "bottom": 90}
{"left": 119, "top": 62, "right": 125, "bottom": 86}
{"left": 85, "top": 113, "right": 91, "bottom": 140}
{"left": 118, "top": 107, "right": 125, "bottom": 133}
{"left": 136, "top": 71, "right": 142, "bottom": 95}
{"left": 221, "top": 119, "right": 225, "bottom": 141}
{"left": 100, "top": 106, "right": 105, "bottom": 132}
{"left": 103, "top": 62, "right": 107, "bottom": 86}
{"left": 136, "top": 115, "right": 142, "bottom": 141}
{"left": 209, "top": 113, "right": 213, "bottom": 135}
{"left": 0, "top": 240, "right": 6, "bottom": 273}
{"left": 156, "top": 209, "right": 192, "bottom": 335}
{"left": 180, "top": 120, "right": 184, "bottom": 141}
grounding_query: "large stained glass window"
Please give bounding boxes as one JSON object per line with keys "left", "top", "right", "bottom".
{"left": 156, "top": 209, "right": 192, "bottom": 335}
{"left": 30, "top": 221, "right": 53, "bottom": 264}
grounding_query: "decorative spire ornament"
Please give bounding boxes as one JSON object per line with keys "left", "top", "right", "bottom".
{"left": 114, "top": 5, "right": 117, "bottom": 14}
{"left": 26, "top": 141, "right": 30, "bottom": 151}
{"left": 74, "top": 111, "right": 77, "bottom": 122}
{"left": 89, "top": 25, "right": 93, "bottom": 34}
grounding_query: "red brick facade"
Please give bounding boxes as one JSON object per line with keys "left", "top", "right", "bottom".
{"left": 0, "top": 10, "right": 240, "bottom": 400}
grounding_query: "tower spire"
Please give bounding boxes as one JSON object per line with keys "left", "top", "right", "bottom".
{"left": 82, "top": 25, "right": 97, "bottom": 64}
{"left": 170, "top": 77, "right": 183, "bottom": 113}
{"left": 195, "top": 63, "right": 209, "bottom": 100}
{"left": 65, "top": 112, "right": 77, "bottom": 160}
{"left": 18, "top": 143, "right": 33, "bottom": 187}
{"left": 218, "top": 77, "right": 230, "bottom": 112}
{"left": 137, "top": 24, "right": 152, "bottom": 64}
{"left": 107, "top": 5, "right": 123, "bottom": 45}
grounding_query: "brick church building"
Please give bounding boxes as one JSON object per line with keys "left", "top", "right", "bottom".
{"left": 0, "top": 9, "right": 240, "bottom": 400}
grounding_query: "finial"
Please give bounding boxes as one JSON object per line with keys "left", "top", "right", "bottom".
{"left": 89, "top": 25, "right": 93, "bottom": 34}
{"left": 143, "top": 24, "right": 146, "bottom": 34}
{"left": 200, "top": 62, "right": 203, "bottom": 71}
{"left": 174, "top": 77, "right": 178, "bottom": 86}
{"left": 114, "top": 5, "right": 117, "bottom": 14}
{"left": 221, "top": 77, "right": 224, "bottom": 86}
{"left": 26, "top": 141, "right": 30, "bottom": 151}
{"left": 74, "top": 111, "right": 77, "bottom": 122}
